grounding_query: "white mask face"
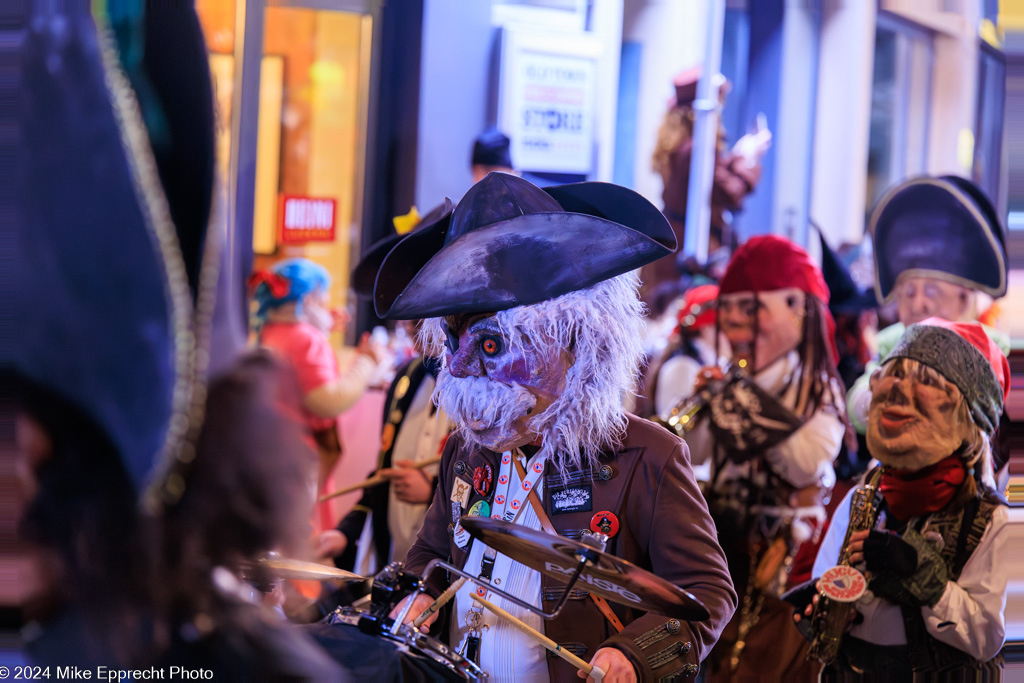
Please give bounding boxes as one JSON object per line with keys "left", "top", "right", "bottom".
{"left": 718, "top": 288, "right": 805, "bottom": 369}
{"left": 894, "top": 275, "right": 973, "bottom": 325}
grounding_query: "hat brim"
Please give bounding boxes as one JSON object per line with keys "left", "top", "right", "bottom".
{"left": 374, "top": 182, "right": 675, "bottom": 319}
{"left": 869, "top": 177, "right": 1006, "bottom": 301}
{"left": 352, "top": 233, "right": 403, "bottom": 298}
{"left": 353, "top": 200, "right": 454, "bottom": 298}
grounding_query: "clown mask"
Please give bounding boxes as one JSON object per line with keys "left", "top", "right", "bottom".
{"left": 434, "top": 314, "right": 573, "bottom": 453}
{"left": 894, "top": 274, "right": 974, "bottom": 326}
{"left": 866, "top": 357, "right": 974, "bottom": 472}
{"left": 718, "top": 287, "right": 805, "bottom": 371}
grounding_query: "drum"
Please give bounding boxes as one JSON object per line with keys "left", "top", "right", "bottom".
{"left": 306, "top": 607, "right": 487, "bottom": 681}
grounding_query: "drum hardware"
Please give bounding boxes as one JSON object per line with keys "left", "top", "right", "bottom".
{"left": 418, "top": 545, "right": 596, "bottom": 621}
{"left": 318, "top": 455, "right": 443, "bottom": 503}
{"left": 427, "top": 516, "right": 710, "bottom": 620}
{"left": 319, "top": 562, "right": 488, "bottom": 680}
{"left": 356, "top": 561, "right": 423, "bottom": 637}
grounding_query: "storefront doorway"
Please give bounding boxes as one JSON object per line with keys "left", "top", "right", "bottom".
{"left": 196, "top": 0, "right": 380, "bottom": 344}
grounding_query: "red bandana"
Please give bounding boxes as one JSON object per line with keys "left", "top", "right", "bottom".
{"left": 880, "top": 454, "right": 966, "bottom": 520}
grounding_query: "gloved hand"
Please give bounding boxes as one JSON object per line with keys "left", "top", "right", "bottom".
{"left": 866, "top": 529, "right": 948, "bottom": 607}
{"left": 862, "top": 530, "right": 917, "bottom": 577}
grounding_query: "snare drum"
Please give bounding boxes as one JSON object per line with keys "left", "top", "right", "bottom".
{"left": 306, "top": 607, "right": 486, "bottom": 681}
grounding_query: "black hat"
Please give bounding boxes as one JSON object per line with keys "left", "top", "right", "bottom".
{"left": 818, "top": 233, "right": 877, "bottom": 314}
{"left": 13, "top": 8, "right": 220, "bottom": 498}
{"left": 351, "top": 201, "right": 454, "bottom": 298}
{"left": 869, "top": 176, "right": 1006, "bottom": 302}
{"left": 373, "top": 173, "right": 676, "bottom": 319}
{"left": 471, "top": 127, "right": 513, "bottom": 169}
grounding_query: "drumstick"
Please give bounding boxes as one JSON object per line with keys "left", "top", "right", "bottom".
{"left": 412, "top": 577, "right": 467, "bottom": 628}
{"left": 470, "top": 593, "right": 605, "bottom": 681}
{"left": 318, "top": 455, "right": 443, "bottom": 502}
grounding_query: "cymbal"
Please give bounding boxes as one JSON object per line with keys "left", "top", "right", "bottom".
{"left": 459, "top": 516, "right": 709, "bottom": 621}
{"left": 253, "top": 557, "right": 365, "bottom": 583}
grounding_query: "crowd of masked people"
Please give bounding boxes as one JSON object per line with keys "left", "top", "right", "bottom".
{"left": 11, "top": 4, "right": 1013, "bottom": 682}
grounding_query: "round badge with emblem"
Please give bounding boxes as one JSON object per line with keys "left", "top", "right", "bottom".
{"left": 468, "top": 499, "right": 490, "bottom": 518}
{"left": 819, "top": 565, "right": 868, "bottom": 603}
{"left": 590, "top": 511, "right": 620, "bottom": 537}
{"left": 455, "top": 499, "right": 492, "bottom": 549}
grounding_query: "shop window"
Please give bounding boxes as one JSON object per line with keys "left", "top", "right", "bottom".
{"left": 865, "top": 13, "right": 934, "bottom": 214}
{"left": 973, "top": 41, "right": 1005, "bottom": 218}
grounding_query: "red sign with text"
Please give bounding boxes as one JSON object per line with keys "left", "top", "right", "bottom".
{"left": 279, "top": 195, "right": 336, "bottom": 244}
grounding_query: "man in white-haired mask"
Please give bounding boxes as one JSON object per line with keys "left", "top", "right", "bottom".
{"left": 373, "top": 173, "right": 736, "bottom": 682}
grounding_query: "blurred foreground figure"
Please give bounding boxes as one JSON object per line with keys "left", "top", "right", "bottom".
{"left": 679, "top": 237, "right": 846, "bottom": 682}
{"left": 377, "top": 173, "right": 736, "bottom": 682}
{"left": 13, "top": 4, "right": 339, "bottom": 677}
{"left": 792, "top": 319, "right": 1009, "bottom": 679}
{"left": 158, "top": 352, "right": 340, "bottom": 678}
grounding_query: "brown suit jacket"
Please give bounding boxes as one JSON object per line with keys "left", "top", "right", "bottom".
{"left": 405, "top": 415, "right": 737, "bottom": 682}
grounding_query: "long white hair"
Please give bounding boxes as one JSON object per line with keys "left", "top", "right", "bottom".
{"left": 419, "top": 273, "right": 647, "bottom": 478}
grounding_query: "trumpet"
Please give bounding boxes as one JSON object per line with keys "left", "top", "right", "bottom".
{"left": 807, "top": 467, "right": 884, "bottom": 664}
{"left": 653, "top": 349, "right": 752, "bottom": 437}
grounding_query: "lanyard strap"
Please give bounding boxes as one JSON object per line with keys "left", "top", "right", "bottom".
{"left": 491, "top": 449, "right": 546, "bottom": 522}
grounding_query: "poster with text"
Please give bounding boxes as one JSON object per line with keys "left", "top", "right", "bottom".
{"left": 500, "top": 34, "right": 598, "bottom": 174}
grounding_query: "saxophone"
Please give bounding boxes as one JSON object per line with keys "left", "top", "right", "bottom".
{"left": 807, "top": 467, "right": 884, "bottom": 664}
{"left": 653, "top": 346, "right": 751, "bottom": 437}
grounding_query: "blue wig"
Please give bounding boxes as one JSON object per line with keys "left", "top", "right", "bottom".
{"left": 251, "top": 258, "right": 331, "bottom": 323}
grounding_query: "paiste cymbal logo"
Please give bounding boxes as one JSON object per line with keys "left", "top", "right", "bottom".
{"left": 544, "top": 561, "right": 642, "bottom": 603}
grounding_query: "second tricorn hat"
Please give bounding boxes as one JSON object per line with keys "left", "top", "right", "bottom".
{"left": 869, "top": 176, "right": 1006, "bottom": 302}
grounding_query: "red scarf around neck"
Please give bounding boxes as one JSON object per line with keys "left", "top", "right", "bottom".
{"left": 879, "top": 454, "right": 966, "bottom": 520}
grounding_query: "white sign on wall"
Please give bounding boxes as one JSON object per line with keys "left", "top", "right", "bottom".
{"left": 499, "top": 30, "right": 601, "bottom": 174}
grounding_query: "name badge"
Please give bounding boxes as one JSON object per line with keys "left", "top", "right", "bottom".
{"left": 551, "top": 485, "right": 593, "bottom": 515}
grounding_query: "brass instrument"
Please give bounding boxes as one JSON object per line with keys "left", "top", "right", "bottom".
{"left": 807, "top": 467, "right": 884, "bottom": 664}
{"left": 654, "top": 350, "right": 751, "bottom": 437}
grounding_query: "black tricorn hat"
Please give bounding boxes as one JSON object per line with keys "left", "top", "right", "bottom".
{"left": 818, "top": 232, "right": 877, "bottom": 314}
{"left": 374, "top": 173, "right": 676, "bottom": 319}
{"left": 869, "top": 176, "right": 1006, "bottom": 302}
{"left": 13, "top": 7, "right": 222, "bottom": 501}
{"left": 352, "top": 201, "right": 454, "bottom": 298}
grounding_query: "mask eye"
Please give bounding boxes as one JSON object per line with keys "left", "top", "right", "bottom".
{"left": 481, "top": 336, "right": 502, "bottom": 357}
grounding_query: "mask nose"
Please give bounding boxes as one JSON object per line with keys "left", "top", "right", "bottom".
{"left": 448, "top": 346, "right": 485, "bottom": 378}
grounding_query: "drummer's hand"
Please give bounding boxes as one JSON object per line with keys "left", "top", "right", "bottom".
{"left": 380, "top": 460, "right": 434, "bottom": 505}
{"left": 390, "top": 592, "right": 437, "bottom": 633}
{"left": 581, "top": 648, "right": 637, "bottom": 682}
{"left": 315, "top": 530, "right": 348, "bottom": 559}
